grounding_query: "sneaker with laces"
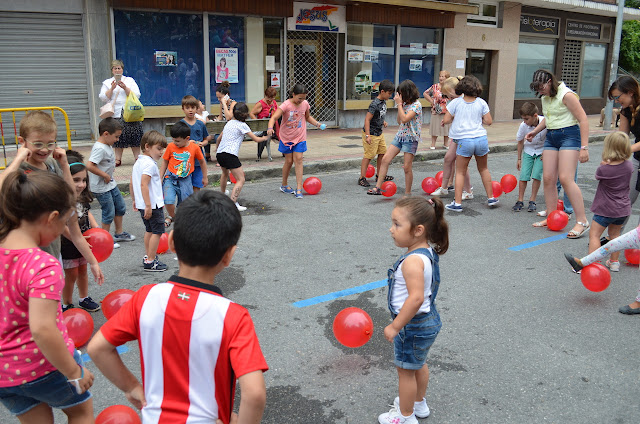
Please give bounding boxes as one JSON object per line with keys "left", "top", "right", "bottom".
{"left": 527, "top": 201, "right": 537, "bottom": 212}
{"left": 462, "top": 191, "right": 474, "bottom": 200}
{"left": 445, "top": 201, "right": 463, "bottom": 212}
{"left": 606, "top": 260, "right": 620, "bottom": 272}
{"left": 512, "top": 200, "right": 524, "bottom": 211}
{"left": 144, "top": 257, "right": 168, "bottom": 272}
{"left": 235, "top": 202, "right": 247, "bottom": 212}
{"left": 142, "top": 255, "right": 148, "bottom": 265}
{"left": 114, "top": 231, "right": 136, "bottom": 242}
{"left": 79, "top": 297, "right": 101, "bottom": 312}
{"left": 431, "top": 187, "right": 448, "bottom": 196}
{"left": 378, "top": 408, "right": 418, "bottom": 424}
{"left": 113, "top": 242, "right": 121, "bottom": 249}
{"left": 62, "top": 304, "right": 75, "bottom": 313}
{"left": 487, "top": 197, "right": 499, "bottom": 207}
{"left": 393, "top": 397, "right": 430, "bottom": 419}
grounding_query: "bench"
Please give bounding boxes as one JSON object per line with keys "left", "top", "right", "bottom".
{"left": 164, "top": 119, "right": 270, "bottom": 138}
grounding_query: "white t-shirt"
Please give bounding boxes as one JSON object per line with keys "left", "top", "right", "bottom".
{"left": 516, "top": 116, "right": 546, "bottom": 156}
{"left": 390, "top": 251, "right": 434, "bottom": 315}
{"left": 98, "top": 76, "right": 141, "bottom": 119}
{"left": 132, "top": 154, "right": 164, "bottom": 209}
{"left": 217, "top": 120, "right": 251, "bottom": 156}
{"left": 88, "top": 142, "right": 117, "bottom": 194}
{"left": 447, "top": 97, "right": 490, "bottom": 140}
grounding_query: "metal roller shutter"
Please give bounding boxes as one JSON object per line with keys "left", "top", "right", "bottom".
{"left": 0, "top": 12, "right": 91, "bottom": 141}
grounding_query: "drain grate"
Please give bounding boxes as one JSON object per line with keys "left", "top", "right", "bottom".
{"left": 337, "top": 144, "right": 361, "bottom": 148}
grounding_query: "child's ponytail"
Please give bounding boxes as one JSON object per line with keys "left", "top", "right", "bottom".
{"left": 0, "top": 171, "right": 74, "bottom": 242}
{"left": 395, "top": 197, "right": 449, "bottom": 254}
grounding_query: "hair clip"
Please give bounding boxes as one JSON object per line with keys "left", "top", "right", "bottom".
{"left": 427, "top": 198, "right": 434, "bottom": 205}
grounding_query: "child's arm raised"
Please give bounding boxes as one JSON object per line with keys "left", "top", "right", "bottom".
{"left": 30, "top": 297, "right": 95, "bottom": 393}
{"left": 384, "top": 256, "right": 425, "bottom": 342}
{"left": 0, "top": 146, "right": 30, "bottom": 186}
{"left": 394, "top": 93, "right": 416, "bottom": 124}
{"left": 87, "top": 331, "right": 147, "bottom": 410}
{"left": 236, "top": 370, "right": 267, "bottom": 424}
{"left": 267, "top": 108, "right": 283, "bottom": 137}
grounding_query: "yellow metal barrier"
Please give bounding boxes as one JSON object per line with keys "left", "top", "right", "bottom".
{"left": 0, "top": 107, "right": 73, "bottom": 170}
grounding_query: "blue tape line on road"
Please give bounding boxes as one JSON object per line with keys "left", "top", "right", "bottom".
{"left": 293, "top": 279, "right": 387, "bottom": 308}
{"left": 81, "top": 344, "right": 129, "bottom": 364}
{"left": 508, "top": 233, "right": 567, "bottom": 251}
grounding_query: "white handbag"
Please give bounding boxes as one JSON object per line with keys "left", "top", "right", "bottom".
{"left": 99, "top": 87, "right": 119, "bottom": 119}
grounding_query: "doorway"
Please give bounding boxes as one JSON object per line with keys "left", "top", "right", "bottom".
{"left": 286, "top": 31, "right": 338, "bottom": 126}
{"left": 465, "top": 50, "right": 492, "bottom": 103}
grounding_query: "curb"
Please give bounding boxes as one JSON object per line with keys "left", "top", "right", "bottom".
{"left": 115, "top": 134, "right": 606, "bottom": 192}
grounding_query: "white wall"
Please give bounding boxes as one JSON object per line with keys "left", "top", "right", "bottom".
{"left": 245, "top": 17, "right": 265, "bottom": 104}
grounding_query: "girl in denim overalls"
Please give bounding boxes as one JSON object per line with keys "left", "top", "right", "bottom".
{"left": 378, "top": 197, "right": 449, "bottom": 424}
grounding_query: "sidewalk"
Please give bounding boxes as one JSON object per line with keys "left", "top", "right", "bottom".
{"left": 1, "top": 115, "right": 609, "bottom": 191}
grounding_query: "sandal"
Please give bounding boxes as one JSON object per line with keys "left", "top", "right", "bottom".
{"left": 376, "top": 174, "right": 394, "bottom": 182}
{"left": 115, "top": 159, "right": 122, "bottom": 167}
{"left": 564, "top": 253, "right": 583, "bottom": 273}
{"left": 164, "top": 216, "right": 173, "bottom": 228}
{"left": 532, "top": 220, "right": 547, "bottom": 227}
{"left": 367, "top": 187, "right": 382, "bottom": 195}
{"left": 358, "top": 177, "right": 370, "bottom": 187}
{"left": 567, "top": 221, "right": 590, "bottom": 239}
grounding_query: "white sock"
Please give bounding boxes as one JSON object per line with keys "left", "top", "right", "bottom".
{"left": 79, "top": 297, "right": 87, "bottom": 302}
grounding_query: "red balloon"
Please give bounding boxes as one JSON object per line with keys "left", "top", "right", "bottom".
{"left": 435, "top": 171, "right": 444, "bottom": 186}
{"left": 491, "top": 181, "right": 503, "bottom": 198}
{"left": 96, "top": 405, "right": 141, "bottom": 424}
{"left": 422, "top": 177, "right": 439, "bottom": 194}
{"left": 333, "top": 307, "right": 374, "bottom": 348}
{"left": 83, "top": 228, "right": 114, "bottom": 263}
{"left": 229, "top": 173, "right": 237, "bottom": 184}
{"left": 62, "top": 309, "right": 94, "bottom": 348}
{"left": 500, "top": 174, "right": 517, "bottom": 193}
{"left": 156, "top": 233, "right": 169, "bottom": 254}
{"left": 381, "top": 181, "right": 397, "bottom": 197}
{"left": 624, "top": 249, "right": 640, "bottom": 265}
{"left": 102, "top": 289, "right": 135, "bottom": 320}
{"left": 303, "top": 177, "right": 322, "bottom": 195}
{"left": 365, "top": 164, "right": 375, "bottom": 178}
{"left": 580, "top": 263, "right": 611, "bottom": 292}
{"left": 557, "top": 199, "right": 565, "bottom": 211}
{"left": 547, "top": 210, "right": 569, "bottom": 231}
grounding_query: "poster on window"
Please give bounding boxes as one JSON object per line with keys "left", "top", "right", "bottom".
{"left": 348, "top": 51, "right": 364, "bottom": 62}
{"left": 214, "top": 48, "right": 239, "bottom": 83}
{"left": 409, "top": 60, "right": 422, "bottom": 72}
{"left": 155, "top": 51, "right": 177, "bottom": 67}
{"left": 364, "top": 50, "right": 379, "bottom": 62}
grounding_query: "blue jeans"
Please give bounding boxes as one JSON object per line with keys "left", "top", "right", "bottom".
{"left": 93, "top": 186, "right": 126, "bottom": 225}
{"left": 163, "top": 174, "right": 193, "bottom": 205}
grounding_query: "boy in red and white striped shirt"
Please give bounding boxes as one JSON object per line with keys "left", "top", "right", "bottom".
{"left": 88, "top": 191, "right": 268, "bottom": 424}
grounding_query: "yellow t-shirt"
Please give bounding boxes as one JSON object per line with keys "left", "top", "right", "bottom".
{"left": 541, "top": 82, "right": 579, "bottom": 130}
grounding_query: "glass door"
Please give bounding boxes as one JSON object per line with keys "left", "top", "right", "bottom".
{"left": 465, "top": 49, "right": 491, "bottom": 102}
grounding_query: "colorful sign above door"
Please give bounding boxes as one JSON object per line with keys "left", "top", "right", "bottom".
{"left": 288, "top": 2, "right": 346, "bottom": 33}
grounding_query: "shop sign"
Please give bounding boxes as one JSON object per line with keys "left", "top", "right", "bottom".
{"left": 520, "top": 14, "right": 559, "bottom": 36}
{"left": 270, "top": 73, "right": 281, "bottom": 88}
{"left": 566, "top": 21, "right": 601, "bottom": 40}
{"left": 288, "top": 2, "right": 346, "bottom": 33}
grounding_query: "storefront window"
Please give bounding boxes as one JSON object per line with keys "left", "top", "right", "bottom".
{"left": 346, "top": 23, "right": 395, "bottom": 100}
{"left": 399, "top": 27, "right": 442, "bottom": 96}
{"left": 264, "top": 19, "right": 284, "bottom": 101}
{"left": 209, "top": 15, "right": 246, "bottom": 103}
{"left": 580, "top": 43, "right": 607, "bottom": 98}
{"left": 113, "top": 11, "right": 204, "bottom": 106}
{"left": 515, "top": 38, "right": 556, "bottom": 99}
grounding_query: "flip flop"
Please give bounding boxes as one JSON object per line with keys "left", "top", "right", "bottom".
{"left": 532, "top": 220, "right": 547, "bottom": 227}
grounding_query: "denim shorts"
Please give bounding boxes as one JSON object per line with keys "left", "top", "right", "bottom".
{"left": 0, "top": 350, "right": 91, "bottom": 416}
{"left": 163, "top": 175, "right": 193, "bottom": 205}
{"left": 592, "top": 214, "right": 627, "bottom": 227}
{"left": 391, "top": 136, "right": 419, "bottom": 155}
{"left": 93, "top": 186, "right": 126, "bottom": 225}
{"left": 191, "top": 164, "right": 204, "bottom": 188}
{"left": 455, "top": 135, "right": 489, "bottom": 158}
{"left": 278, "top": 140, "right": 308, "bottom": 154}
{"left": 393, "top": 311, "right": 441, "bottom": 370}
{"left": 140, "top": 207, "right": 165, "bottom": 235}
{"left": 544, "top": 125, "right": 581, "bottom": 151}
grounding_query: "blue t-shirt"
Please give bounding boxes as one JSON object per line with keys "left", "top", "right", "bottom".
{"left": 181, "top": 119, "right": 209, "bottom": 167}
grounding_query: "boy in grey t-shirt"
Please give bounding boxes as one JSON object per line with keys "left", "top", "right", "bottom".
{"left": 359, "top": 80, "right": 395, "bottom": 187}
{"left": 86, "top": 118, "right": 136, "bottom": 247}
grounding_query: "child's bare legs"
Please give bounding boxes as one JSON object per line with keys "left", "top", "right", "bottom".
{"left": 112, "top": 215, "right": 124, "bottom": 234}
{"left": 517, "top": 180, "right": 528, "bottom": 202}
{"left": 375, "top": 145, "right": 401, "bottom": 189}
{"left": 403, "top": 153, "right": 414, "bottom": 195}
{"left": 193, "top": 187, "right": 201, "bottom": 192}
{"left": 17, "top": 398, "right": 93, "bottom": 424}
{"left": 281, "top": 153, "right": 293, "bottom": 187}
{"left": 558, "top": 150, "right": 587, "bottom": 233}
{"left": 76, "top": 263, "right": 89, "bottom": 299}
{"left": 454, "top": 155, "right": 472, "bottom": 204}
{"left": 608, "top": 225, "right": 623, "bottom": 262}
{"left": 62, "top": 397, "right": 94, "bottom": 424}
{"left": 375, "top": 154, "right": 384, "bottom": 177}
{"left": 475, "top": 154, "right": 493, "bottom": 199}
{"left": 220, "top": 168, "right": 229, "bottom": 193}
{"left": 63, "top": 267, "right": 78, "bottom": 305}
{"left": 293, "top": 152, "right": 304, "bottom": 191}
{"left": 360, "top": 157, "right": 372, "bottom": 179}
{"left": 165, "top": 204, "right": 176, "bottom": 220}
{"left": 588, "top": 221, "right": 606, "bottom": 254}
{"left": 17, "top": 403, "right": 54, "bottom": 423}
{"left": 416, "top": 363, "right": 429, "bottom": 403}
{"left": 397, "top": 368, "right": 417, "bottom": 416}
{"left": 145, "top": 232, "right": 161, "bottom": 259}
{"left": 443, "top": 136, "right": 449, "bottom": 149}
{"left": 530, "top": 178, "right": 541, "bottom": 202}
{"left": 441, "top": 146, "right": 456, "bottom": 189}
{"left": 430, "top": 136, "right": 437, "bottom": 149}
{"left": 230, "top": 167, "right": 246, "bottom": 202}
{"left": 537, "top": 150, "right": 559, "bottom": 225}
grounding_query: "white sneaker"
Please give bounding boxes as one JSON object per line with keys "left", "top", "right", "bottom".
{"left": 113, "top": 242, "right": 121, "bottom": 249}
{"left": 394, "top": 397, "right": 430, "bottom": 419}
{"left": 431, "top": 187, "right": 448, "bottom": 196}
{"left": 462, "top": 191, "right": 474, "bottom": 200}
{"left": 606, "top": 260, "right": 620, "bottom": 272}
{"left": 224, "top": 189, "right": 230, "bottom": 196}
{"left": 537, "top": 210, "right": 547, "bottom": 217}
{"left": 235, "top": 202, "right": 247, "bottom": 212}
{"left": 378, "top": 408, "right": 418, "bottom": 424}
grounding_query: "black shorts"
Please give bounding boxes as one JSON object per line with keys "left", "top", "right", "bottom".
{"left": 216, "top": 152, "right": 242, "bottom": 170}
{"left": 139, "top": 207, "right": 165, "bottom": 235}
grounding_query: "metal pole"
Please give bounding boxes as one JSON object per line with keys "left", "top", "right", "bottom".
{"left": 604, "top": 0, "right": 625, "bottom": 130}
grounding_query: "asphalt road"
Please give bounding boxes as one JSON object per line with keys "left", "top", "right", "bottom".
{"left": 5, "top": 142, "right": 640, "bottom": 423}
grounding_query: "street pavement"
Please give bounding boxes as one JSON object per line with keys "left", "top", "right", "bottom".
{"left": 3, "top": 135, "right": 639, "bottom": 423}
